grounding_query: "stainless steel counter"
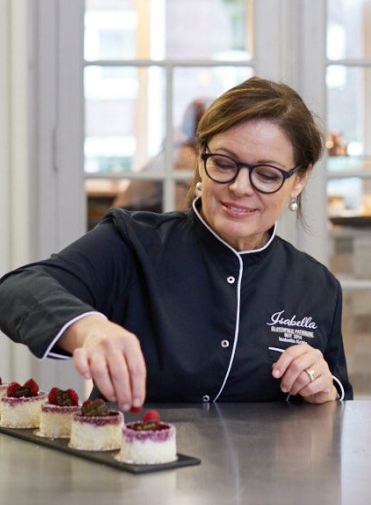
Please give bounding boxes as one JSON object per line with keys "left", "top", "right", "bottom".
{"left": 1, "top": 401, "right": 371, "bottom": 505}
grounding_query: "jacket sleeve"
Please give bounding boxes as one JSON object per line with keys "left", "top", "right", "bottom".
{"left": 325, "top": 280, "right": 353, "bottom": 400}
{"left": 0, "top": 219, "right": 131, "bottom": 359}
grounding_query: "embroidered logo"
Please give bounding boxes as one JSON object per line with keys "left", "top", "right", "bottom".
{"left": 267, "top": 310, "right": 317, "bottom": 344}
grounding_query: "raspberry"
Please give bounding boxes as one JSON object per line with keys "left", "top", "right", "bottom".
{"left": 129, "top": 406, "right": 143, "bottom": 413}
{"left": 48, "top": 387, "right": 60, "bottom": 405}
{"left": 24, "top": 379, "right": 39, "bottom": 396}
{"left": 143, "top": 410, "right": 160, "bottom": 424}
{"left": 82, "top": 400, "right": 92, "bottom": 408}
{"left": 7, "top": 382, "right": 21, "bottom": 397}
{"left": 66, "top": 389, "right": 79, "bottom": 406}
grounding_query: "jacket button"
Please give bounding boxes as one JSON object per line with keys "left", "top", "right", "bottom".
{"left": 227, "top": 276, "right": 235, "bottom": 284}
{"left": 202, "top": 395, "right": 210, "bottom": 402}
{"left": 221, "top": 339, "right": 229, "bottom": 348}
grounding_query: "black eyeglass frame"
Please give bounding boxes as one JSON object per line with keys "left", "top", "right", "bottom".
{"left": 201, "top": 151, "right": 302, "bottom": 194}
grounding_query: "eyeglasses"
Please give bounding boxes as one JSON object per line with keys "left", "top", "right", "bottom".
{"left": 201, "top": 152, "right": 301, "bottom": 194}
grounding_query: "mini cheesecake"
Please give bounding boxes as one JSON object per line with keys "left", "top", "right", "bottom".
{"left": 0, "top": 380, "right": 47, "bottom": 429}
{"left": 69, "top": 399, "right": 124, "bottom": 451}
{"left": 36, "top": 387, "right": 81, "bottom": 439}
{"left": 115, "top": 410, "right": 177, "bottom": 465}
{"left": 0, "top": 377, "right": 8, "bottom": 417}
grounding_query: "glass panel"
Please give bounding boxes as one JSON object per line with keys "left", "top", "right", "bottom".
{"left": 86, "top": 178, "right": 165, "bottom": 230}
{"left": 326, "top": 66, "right": 371, "bottom": 218}
{"left": 84, "top": 66, "right": 165, "bottom": 175}
{"left": 85, "top": 0, "right": 137, "bottom": 61}
{"left": 326, "top": 66, "right": 371, "bottom": 159}
{"left": 343, "top": 289, "right": 371, "bottom": 398}
{"left": 173, "top": 66, "right": 254, "bottom": 131}
{"left": 326, "top": 0, "right": 371, "bottom": 60}
{"left": 85, "top": 0, "right": 253, "bottom": 62}
{"left": 166, "top": 0, "right": 253, "bottom": 60}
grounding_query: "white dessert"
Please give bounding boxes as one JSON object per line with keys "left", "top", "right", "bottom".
{"left": 0, "top": 384, "right": 8, "bottom": 416}
{"left": 116, "top": 421, "right": 177, "bottom": 465}
{"left": 0, "top": 393, "right": 47, "bottom": 428}
{"left": 36, "top": 403, "right": 81, "bottom": 438}
{"left": 69, "top": 410, "right": 124, "bottom": 451}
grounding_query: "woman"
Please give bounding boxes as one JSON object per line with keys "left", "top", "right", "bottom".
{"left": 0, "top": 77, "right": 353, "bottom": 411}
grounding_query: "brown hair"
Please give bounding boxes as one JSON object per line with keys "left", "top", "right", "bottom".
{"left": 186, "top": 76, "right": 324, "bottom": 216}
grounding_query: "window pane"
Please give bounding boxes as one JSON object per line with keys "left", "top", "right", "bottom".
{"left": 85, "top": 0, "right": 253, "bottom": 62}
{"left": 326, "top": 66, "right": 371, "bottom": 158}
{"left": 84, "top": 66, "right": 165, "bottom": 175}
{"left": 85, "top": 0, "right": 137, "bottom": 61}
{"left": 327, "top": 65, "right": 371, "bottom": 280}
{"left": 326, "top": 0, "right": 371, "bottom": 60}
{"left": 166, "top": 0, "right": 253, "bottom": 60}
{"left": 326, "top": 66, "right": 371, "bottom": 215}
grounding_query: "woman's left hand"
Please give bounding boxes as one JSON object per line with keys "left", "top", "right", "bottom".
{"left": 272, "top": 344, "right": 338, "bottom": 403}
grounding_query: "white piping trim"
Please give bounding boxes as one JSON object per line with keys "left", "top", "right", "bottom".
{"left": 332, "top": 375, "right": 345, "bottom": 401}
{"left": 192, "top": 197, "right": 277, "bottom": 255}
{"left": 268, "top": 346, "right": 284, "bottom": 354}
{"left": 268, "top": 347, "right": 291, "bottom": 401}
{"left": 192, "top": 199, "right": 277, "bottom": 402}
{"left": 213, "top": 253, "right": 243, "bottom": 403}
{"left": 42, "top": 311, "right": 107, "bottom": 359}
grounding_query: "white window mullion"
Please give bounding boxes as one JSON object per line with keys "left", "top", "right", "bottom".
{"left": 296, "top": 0, "right": 327, "bottom": 265}
{"left": 56, "top": 0, "right": 85, "bottom": 247}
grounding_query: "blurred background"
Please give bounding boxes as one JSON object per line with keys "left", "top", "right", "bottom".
{"left": 1, "top": 0, "right": 370, "bottom": 399}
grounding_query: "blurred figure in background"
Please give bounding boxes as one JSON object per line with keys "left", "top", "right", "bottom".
{"left": 113, "top": 98, "right": 212, "bottom": 212}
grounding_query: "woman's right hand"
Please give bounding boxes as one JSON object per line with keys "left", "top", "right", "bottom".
{"left": 59, "top": 315, "right": 147, "bottom": 412}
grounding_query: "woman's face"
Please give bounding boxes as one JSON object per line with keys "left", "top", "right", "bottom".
{"left": 198, "top": 119, "right": 309, "bottom": 251}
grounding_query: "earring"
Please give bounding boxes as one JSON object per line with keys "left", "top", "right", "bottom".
{"left": 196, "top": 181, "right": 202, "bottom": 192}
{"left": 288, "top": 197, "right": 298, "bottom": 212}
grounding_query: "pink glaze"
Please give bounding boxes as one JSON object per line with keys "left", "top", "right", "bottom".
{"left": 72, "top": 410, "right": 123, "bottom": 427}
{"left": 2, "top": 392, "right": 47, "bottom": 407}
{"left": 42, "top": 403, "right": 81, "bottom": 414}
{"left": 124, "top": 422, "right": 175, "bottom": 443}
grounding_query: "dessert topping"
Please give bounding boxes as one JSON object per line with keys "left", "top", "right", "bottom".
{"left": 133, "top": 410, "right": 161, "bottom": 431}
{"left": 81, "top": 399, "right": 109, "bottom": 416}
{"left": 7, "top": 379, "right": 39, "bottom": 398}
{"left": 48, "top": 387, "right": 79, "bottom": 406}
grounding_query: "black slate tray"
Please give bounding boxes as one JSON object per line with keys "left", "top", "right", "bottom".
{"left": 0, "top": 426, "right": 201, "bottom": 474}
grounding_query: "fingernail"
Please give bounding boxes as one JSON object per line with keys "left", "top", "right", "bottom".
{"left": 273, "top": 369, "right": 280, "bottom": 378}
{"left": 111, "top": 395, "right": 117, "bottom": 402}
{"left": 133, "top": 398, "right": 141, "bottom": 407}
{"left": 121, "top": 403, "right": 130, "bottom": 411}
{"left": 84, "top": 373, "right": 91, "bottom": 380}
{"left": 281, "top": 386, "right": 288, "bottom": 393}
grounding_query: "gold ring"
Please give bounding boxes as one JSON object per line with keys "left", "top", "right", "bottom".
{"left": 305, "top": 368, "right": 316, "bottom": 382}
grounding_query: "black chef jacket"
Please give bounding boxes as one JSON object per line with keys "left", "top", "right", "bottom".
{"left": 0, "top": 200, "right": 353, "bottom": 402}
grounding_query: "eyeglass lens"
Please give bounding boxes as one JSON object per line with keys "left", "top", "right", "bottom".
{"left": 205, "top": 154, "right": 285, "bottom": 193}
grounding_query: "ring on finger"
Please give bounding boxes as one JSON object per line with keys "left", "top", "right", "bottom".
{"left": 305, "top": 368, "right": 316, "bottom": 382}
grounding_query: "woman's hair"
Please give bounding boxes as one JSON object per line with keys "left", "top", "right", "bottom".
{"left": 186, "top": 76, "right": 324, "bottom": 216}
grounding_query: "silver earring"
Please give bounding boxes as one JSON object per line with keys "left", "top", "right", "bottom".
{"left": 196, "top": 181, "right": 202, "bottom": 192}
{"left": 288, "top": 197, "right": 298, "bottom": 211}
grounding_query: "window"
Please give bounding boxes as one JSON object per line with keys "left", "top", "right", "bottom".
{"left": 83, "top": 0, "right": 254, "bottom": 228}
{"left": 326, "top": 0, "right": 371, "bottom": 397}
